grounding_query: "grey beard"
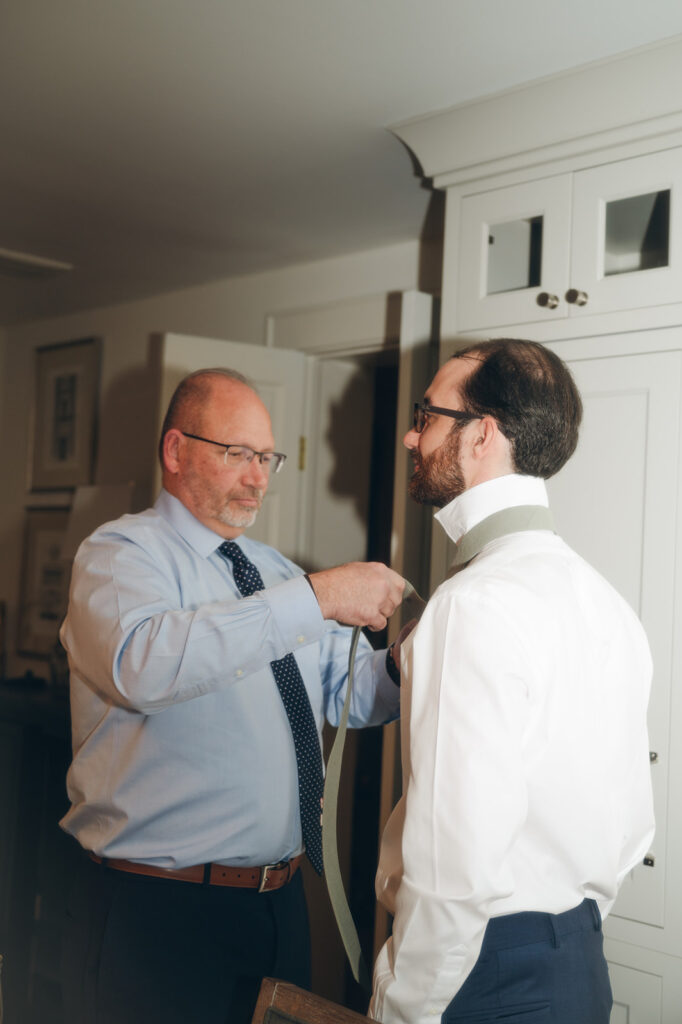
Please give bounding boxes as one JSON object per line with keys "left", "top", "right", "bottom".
{"left": 217, "top": 505, "right": 260, "bottom": 529}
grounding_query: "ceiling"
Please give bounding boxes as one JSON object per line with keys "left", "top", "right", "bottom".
{"left": 3, "top": 0, "right": 682, "bottom": 327}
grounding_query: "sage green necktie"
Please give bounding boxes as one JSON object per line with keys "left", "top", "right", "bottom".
{"left": 322, "top": 582, "right": 426, "bottom": 992}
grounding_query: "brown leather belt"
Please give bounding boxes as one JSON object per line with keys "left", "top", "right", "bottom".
{"left": 89, "top": 852, "right": 303, "bottom": 892}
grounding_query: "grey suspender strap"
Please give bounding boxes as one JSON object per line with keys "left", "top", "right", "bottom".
{"left": 451, "top": 504, "right": 556, "bottom": 569}
{"left": 322, "top": 580, "right": 426, "bottom": 993}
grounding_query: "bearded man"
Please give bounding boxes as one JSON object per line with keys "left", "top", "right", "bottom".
{"left": 370, "top": 339, "right": 654, "bottom": 1024}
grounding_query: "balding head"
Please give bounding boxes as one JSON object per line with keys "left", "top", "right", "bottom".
{"left": 158, "top": 368, "right": 253, "bottom": 468}
{"left": 159, "top": 368, "right": 276, "bottom": 539}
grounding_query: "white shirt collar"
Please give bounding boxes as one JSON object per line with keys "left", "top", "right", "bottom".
{"left": 434, "top": 474, "right": 549, "bottom": 545}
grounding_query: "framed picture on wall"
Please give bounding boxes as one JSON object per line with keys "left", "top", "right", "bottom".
{"left": 29, "top": 337, "right": 101, "bottom": 490}
{"left": 17, "top": 507, "right": 71, "bottom": 658}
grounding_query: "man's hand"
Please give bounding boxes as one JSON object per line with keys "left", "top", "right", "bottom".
{"left": 308, "top": 562, "right": 405, "bottom": 631}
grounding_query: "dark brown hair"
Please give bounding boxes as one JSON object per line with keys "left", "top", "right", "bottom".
{"left": 452, "top": 339, "right": 582, "bottom": 479}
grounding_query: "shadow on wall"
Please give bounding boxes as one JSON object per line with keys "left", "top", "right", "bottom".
{"left": 419, "top": 188, "right": 445, "bottom": 297}
{"left": 305, "top": 343, "right": 398, "bottom": 581}
{"left": 324, "top": 360, "right": 376, "bottom": 527}
{"left": 95, "top": 339, "right": 165, "bottom": 512}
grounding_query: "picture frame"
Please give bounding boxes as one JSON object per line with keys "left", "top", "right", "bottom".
{"left": 17, "top": 507, "right": 71, "bottom": 658}
{"left": 29, "top": 337, "right": 101, "bottom": 491}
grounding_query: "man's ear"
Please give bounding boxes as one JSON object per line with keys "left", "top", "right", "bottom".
{"left": 470, "top": 415, "right": 515, "bottom": 475}
{"left": 471, "top": 416, "right": 498, "bottom": 459}
{"left": 163, "top": 429, "right": 183, "bottom": 475}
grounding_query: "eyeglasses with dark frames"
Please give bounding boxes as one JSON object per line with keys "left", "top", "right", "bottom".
{"left": 412, "top": 403, "right": 481, "bottom": 434}
{"left": 181, "top": 432, "right": 287, "bottom": 474}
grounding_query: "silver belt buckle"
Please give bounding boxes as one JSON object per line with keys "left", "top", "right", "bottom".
{"left": 258, "top": 860, "right": 288, "bottom": 893}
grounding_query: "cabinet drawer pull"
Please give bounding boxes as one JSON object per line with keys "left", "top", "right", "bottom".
{"left": 536, "top": 292, "right": 559, "bottom": 309}
{"left": 566, "top": 288, "right": 589, "bottom": 305}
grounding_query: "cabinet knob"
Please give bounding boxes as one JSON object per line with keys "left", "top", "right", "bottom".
{"left": 643, "top": 854, "right": 655, "bottom": 867}
{"left": 650, "top": 751, "right": 659, "bottom": 764}
{"left": 565, "top": 288, "right": 589, "bottom": 306}
{"left": 536, "top": 292, "right": 559, "bottom": 309}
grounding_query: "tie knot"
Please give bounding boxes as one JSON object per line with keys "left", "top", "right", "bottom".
{"left": 218, "top": 540, "right": 264, "bottom": 597}
{"left": 218, "top": 540, "right": 242, "bottom": 562}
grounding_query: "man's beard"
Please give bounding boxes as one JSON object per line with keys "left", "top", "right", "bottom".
{"left": 183, "top": 463, "right": 264, "bottom": 528}
{"left": 408, "top": 429, "right": 466, "bottom": 507}
{"left": 214, "top": 489, "right": 264, "bottom": 529}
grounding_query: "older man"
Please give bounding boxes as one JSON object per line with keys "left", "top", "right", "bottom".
{"left": 60, "top": 367, "right": 405, "bottom": 1024}
{"left": 370, "top": 339, "right": 654, "bottom": 1024}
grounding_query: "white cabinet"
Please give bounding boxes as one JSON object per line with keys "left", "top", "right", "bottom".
{"left": 604, "top": 941, "right": 682, "bottom": 1024}
{"left": 547, "top": 347, "right": 680, "bottom": 940}
{"left": 456, "top": 149, "right": 682, "bottom": 331}
{"left": 608, "top": 958, "right": 663, "bottom": 1023}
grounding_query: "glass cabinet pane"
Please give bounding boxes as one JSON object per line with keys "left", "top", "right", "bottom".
{"left": 487, "top": 216, "right": 543, "bottom": 294}
{"left": 604, "top": 190, "right": 670, "bottom": 276}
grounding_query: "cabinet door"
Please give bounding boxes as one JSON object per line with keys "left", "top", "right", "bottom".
{"left": 570, "top": 149, "right": 682, "bottom": 317}
{"left": 547, "top": 348, "right": 681, "bottom": 934}
{"left": 457, "top": 176, "right": 572, "bottom": 330}
{"left": 608, "top": 960, "right": 662, "bottom": 1023}
{"left": 605, "top": 942, "right": 682, "bottom": 1024}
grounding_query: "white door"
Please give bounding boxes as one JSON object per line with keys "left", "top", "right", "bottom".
{"left": 157, "top": 333, "right": 308, "bottom": 562}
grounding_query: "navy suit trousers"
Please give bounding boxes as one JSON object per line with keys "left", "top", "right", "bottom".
{"left": 442, "top": 899, "right": 612, "bottom": 1024}
{"left": 61, "top": 853, "right": 311, "bottom": 1024}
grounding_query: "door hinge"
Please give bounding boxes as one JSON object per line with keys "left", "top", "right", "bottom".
{"left": 298, "top": 436, "right": 307, "bottom": 471}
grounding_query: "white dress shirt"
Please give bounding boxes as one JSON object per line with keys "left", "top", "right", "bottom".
{"left": 60, "top": 490, "right": 399, "bottom": 868}
{"left": 370, "top": 474, "right": 654, "bottom": 1024}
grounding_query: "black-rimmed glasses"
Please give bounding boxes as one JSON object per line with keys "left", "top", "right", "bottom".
{"left": 412, "top": 403, "right": 480, "bottom": 434}
{"left": 181, "top": 432, "right": 287, "bottom": 474}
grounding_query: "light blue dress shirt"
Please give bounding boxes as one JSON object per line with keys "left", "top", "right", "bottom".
{"left": 59, "top": 490, "right": 399, "bottom": 869}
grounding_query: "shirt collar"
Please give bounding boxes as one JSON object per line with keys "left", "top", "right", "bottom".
{"left": 434, "top": 474, "right": 549, "bottom": 545}
{"left": 155, "top": 489, "right": 245, "bottom": 558}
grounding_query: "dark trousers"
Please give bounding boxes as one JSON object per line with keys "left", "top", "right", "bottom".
{"left": 442, "top": 899, "right": 612, "bottom": 1024}
{"left": 61, "top": 855, "right": 311, "bottom": 1024}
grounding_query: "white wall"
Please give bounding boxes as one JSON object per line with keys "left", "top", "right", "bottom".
{"left": 0, "top": 239, "right": 424, "bottom": 679}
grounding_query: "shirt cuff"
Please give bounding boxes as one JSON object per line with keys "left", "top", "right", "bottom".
{"left": 385, "top": 644, "right": 401, "bottom": 686}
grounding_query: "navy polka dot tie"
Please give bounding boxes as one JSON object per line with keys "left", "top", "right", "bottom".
{"left": 219, "top": 541, "right": 324, "bottom": 874}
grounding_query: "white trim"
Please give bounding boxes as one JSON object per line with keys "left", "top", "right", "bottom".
{"left": 267, "top": 294, "right": 401, "bottom": 357}
{"left": 392, "top": 36, "right": 682, "bottom": 185}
